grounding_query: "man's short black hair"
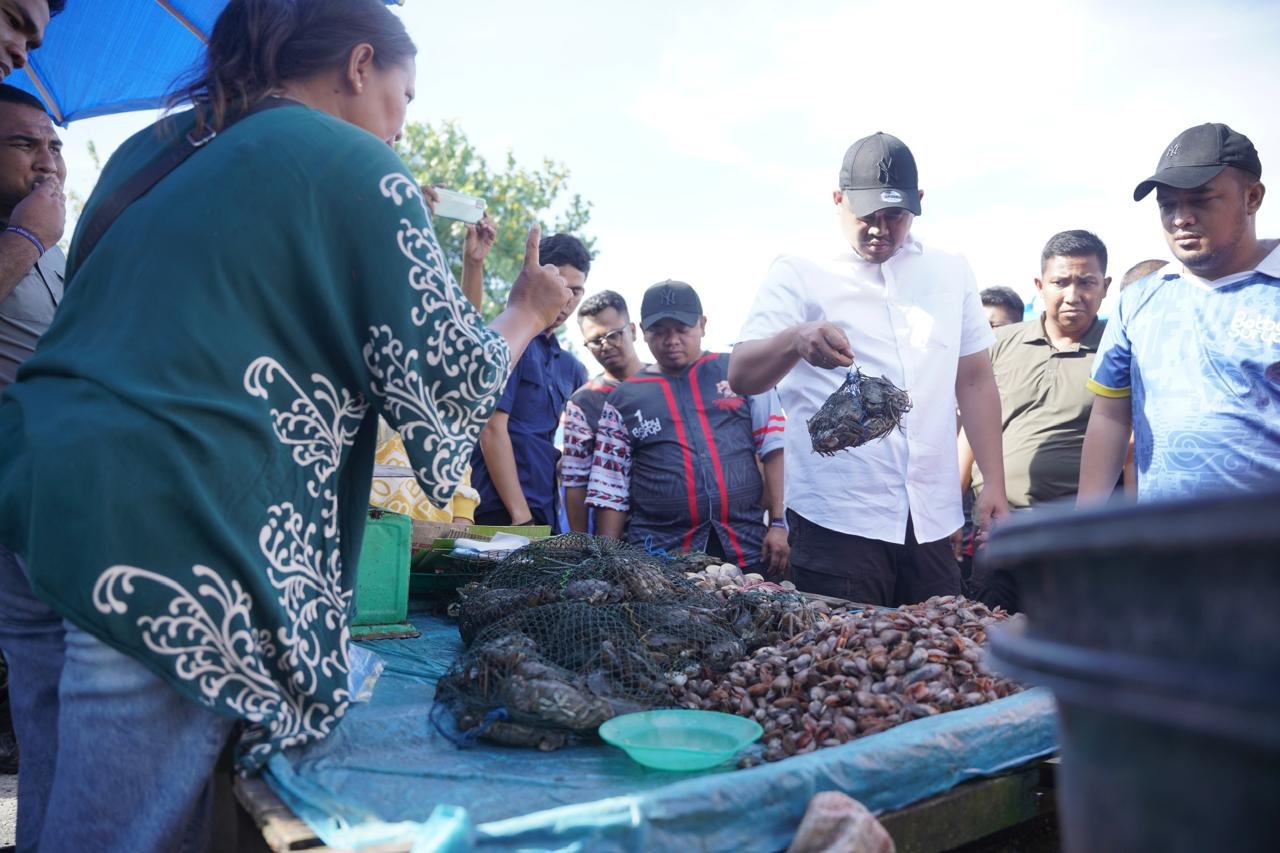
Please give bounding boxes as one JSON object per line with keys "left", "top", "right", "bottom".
{"left": 577, "top": 289, "right": 628, "bottom": 323}
{"left": 980, "top": 286, "right": 1024, "bottom": 320}
{"left": 0, "top": 84, "right": 49, "bottom": 115}
{"left": 1120, "top": 258, "right": 1166, "bottom": 290}
{"left": 539, "top": 233, "right": 591, "bottom": 277}
{"left": 49, "top": 0, "right": 68, "bottom": 15}
{"left": 1041, "top": 229, "right": 1108, "bottom": 274}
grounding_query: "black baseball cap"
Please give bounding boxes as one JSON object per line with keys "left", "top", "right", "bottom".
{"left": 640, "top": 280, "right": 703, "bottom": 330}
{"left": 839, "top": 131, "right": 921, "bottom": 217}
{"left": 1133, "top": 123, "right": 1262, "bottom": 201}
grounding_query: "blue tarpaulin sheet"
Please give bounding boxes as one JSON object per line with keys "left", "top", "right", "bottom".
{"left": 263, "top": 609, "right": 1058, "bottom": 851}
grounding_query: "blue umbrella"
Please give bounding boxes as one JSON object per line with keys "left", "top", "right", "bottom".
{"left": 9, "top": 0, "right": 403, "bottom": 126}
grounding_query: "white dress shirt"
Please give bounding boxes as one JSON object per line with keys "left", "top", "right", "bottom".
{"left": 737, "top": 236, "right": 993, "bottom": 544}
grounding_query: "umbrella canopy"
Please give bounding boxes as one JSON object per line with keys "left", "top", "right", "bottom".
{"left": 10, "top": 0, "right": 403, "bottom": 126}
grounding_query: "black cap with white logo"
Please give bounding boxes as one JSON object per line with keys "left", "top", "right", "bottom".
{"left": 640, "top": 280, "right": 703, "bottom": 330}
{"left": 1133, "top": 123, "right": 1262, "bottom": 201}
{"left": 839, "top": 132, "right": 921, "bottom": 218}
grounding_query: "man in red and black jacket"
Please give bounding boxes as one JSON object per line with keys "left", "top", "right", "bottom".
{"left": 587, "top": 280, "right": 789, "bottom": 575}
{"left": 561, "top": 290, "right": 648, "bottom": 533}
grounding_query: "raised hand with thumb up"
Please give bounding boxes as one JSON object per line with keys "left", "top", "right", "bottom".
{"left": 487, "top": 224, "right": 575, "bottom": 366}
{"left": 507, "top": 224, "right": 572, "bottom": 331}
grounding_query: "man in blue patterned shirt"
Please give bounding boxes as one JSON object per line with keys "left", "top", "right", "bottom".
{"left": 1079, "top": 123, "right": 1279, "bottom": 503}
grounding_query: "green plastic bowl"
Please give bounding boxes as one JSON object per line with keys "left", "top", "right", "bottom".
{"left": 598, "top": 710, "right": 763, "bottom": 771}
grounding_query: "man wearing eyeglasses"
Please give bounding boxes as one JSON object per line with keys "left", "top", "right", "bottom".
{"left": 728, "top": 132, "right": 1009, "bottom": 606}
{"left": 561, "top": 290, "right": 647, "bottom": 533}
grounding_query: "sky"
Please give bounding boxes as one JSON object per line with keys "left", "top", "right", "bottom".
{"left": 55, "top": 0, "right": 1280, "bottom": 360}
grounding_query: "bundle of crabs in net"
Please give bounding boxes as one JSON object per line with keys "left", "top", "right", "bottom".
{"left": 434, "top": 534, "right": 821, "bottom": 750}
{"left": 807, "top": 363, "right": 912, "bottom": 455}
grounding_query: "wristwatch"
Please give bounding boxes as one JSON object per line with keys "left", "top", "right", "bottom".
{"left": 769, "top": 516, "right": 788, "bottom": 532}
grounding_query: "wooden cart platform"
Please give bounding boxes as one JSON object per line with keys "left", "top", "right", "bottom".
{"left": 219, "top": 758, "right": 1059, "bottom": 853}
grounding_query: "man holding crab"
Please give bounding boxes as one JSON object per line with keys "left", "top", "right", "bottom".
{"left": 729, "top": 132, "right": 1009, "bottom": 606}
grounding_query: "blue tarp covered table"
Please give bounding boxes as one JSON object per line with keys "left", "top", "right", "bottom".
{"left": 262, "top": 609, "right": 1058, "bottom": 851}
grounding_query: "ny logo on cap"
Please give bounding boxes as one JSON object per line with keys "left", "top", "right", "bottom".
{"left": 661, "top": 288, "right": 677, "bottom": 306}
{"left": 1166, "top": 143, "right": 1181, "bottom": 159}
{"left": 878, "top": 155, "right": 894, "bottom": 184}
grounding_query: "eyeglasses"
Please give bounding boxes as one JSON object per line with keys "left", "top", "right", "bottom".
{"left": 584, "top": 326, "right": 628, "bottom": 351}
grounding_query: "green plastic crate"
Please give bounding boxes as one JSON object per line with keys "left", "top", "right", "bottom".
{"left": 352, "top": 507, "right": 417, "bottom": 639}
{"left": 409, "top": 524, "right": 551, "bottom": 597}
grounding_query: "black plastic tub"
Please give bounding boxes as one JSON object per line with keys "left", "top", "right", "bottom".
{"left": 985, "top": 490, "right": 1280, "bottom": 853}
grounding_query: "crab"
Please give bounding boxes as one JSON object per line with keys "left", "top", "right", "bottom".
{"left": 807, "top": 366, "right": 912, "bottom": 456}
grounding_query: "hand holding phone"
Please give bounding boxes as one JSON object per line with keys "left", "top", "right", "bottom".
{"left": 431, "top": 188, "right": 487, "bottom": 224}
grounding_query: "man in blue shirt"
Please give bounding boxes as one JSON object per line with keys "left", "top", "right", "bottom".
{"left": 1079, "top": 123, "right": 1280, "bottom": 504}
{"left": 471, "top": 234, "right": 589, "bottom": 528}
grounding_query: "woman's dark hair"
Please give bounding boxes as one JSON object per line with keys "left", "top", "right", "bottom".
{"left": 173, "top": 0, "right": 416, "bottom": 133}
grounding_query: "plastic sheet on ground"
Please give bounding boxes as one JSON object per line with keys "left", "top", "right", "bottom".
{"left": 263, "top": 609, "right": 1058, "bottom": 852}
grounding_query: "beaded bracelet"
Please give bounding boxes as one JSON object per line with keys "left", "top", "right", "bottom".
{"left": 4, "top": 225, "right": 46, "bottom": 257}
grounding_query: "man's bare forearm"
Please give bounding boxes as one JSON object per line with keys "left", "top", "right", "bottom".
{"left": 460, "top": 258, "right": 484, "bottom": 311}
{"left": 956, "top": 428, "right": 976, "bottom": 493}
{"left": 0, "top": 234, "right": 41, "bottom": 302}
{"left": 565, "top": 486, "right": 589, "bottom": 533}
{"left": 478, "top": 413, "right": 532, "bottom": 523}
{"left": 1078, "top": 395, "right": 1133, "bottom": 507}
{"left": 729, "top": 333, "right": 800, "bottom": 396}
{"left": 956, "top": 355, "right": 1005, "bottom": 496}
{"left": 594, "top": 507, "right": 628, "bottom": 539}
{"left": 761, "top": 449, "right": 785, "bottom": 521}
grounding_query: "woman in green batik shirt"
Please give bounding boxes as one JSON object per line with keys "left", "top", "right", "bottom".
{"left": 0, "top": 0, "right": 572, "bottom": 848}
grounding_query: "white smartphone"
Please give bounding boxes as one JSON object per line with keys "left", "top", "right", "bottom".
{"left": 431, "top": 187, "right": 487, "bottom": 224}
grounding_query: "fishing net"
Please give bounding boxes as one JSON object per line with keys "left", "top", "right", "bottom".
{"left": 720, "top": 588, "right": 820, "bottom": 649}
{"left": 454, "top": 536, "right": 722, "bottom": 644}
{"left": 436, "top": 534, "right": 818, "bottom": 749}
{"left": 807, "top": 365, "right": 912, "bottom": 455}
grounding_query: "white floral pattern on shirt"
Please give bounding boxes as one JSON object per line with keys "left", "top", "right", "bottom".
{"left": 90, "top": 169, "right": 510, "bottom": 769}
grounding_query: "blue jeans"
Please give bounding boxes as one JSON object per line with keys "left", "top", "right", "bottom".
{"left": 0, "top": 546, "right": 236, "bottom": 851}
{"left": 40, "top": 622, "right": 236, "bottom": 852}
{"left": 0, "top": 545, "right": 64, "bottom": 851}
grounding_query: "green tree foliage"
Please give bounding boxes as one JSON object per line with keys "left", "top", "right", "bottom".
{"left": 397, "top": 120, "right": 594, "bottom": 319}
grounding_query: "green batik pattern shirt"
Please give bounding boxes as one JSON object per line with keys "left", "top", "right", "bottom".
{"left": 0, "top": 104, "right": 510, "bottom": 769}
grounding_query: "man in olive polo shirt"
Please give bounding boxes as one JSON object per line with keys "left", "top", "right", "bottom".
{"left": 962, "top": 229, "right": 1110, "bottom": 507}
{"left": 961, "top": 230, "right": 1110, "bottom": 609}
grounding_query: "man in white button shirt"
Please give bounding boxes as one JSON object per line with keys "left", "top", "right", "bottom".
{"left": 729, "top": 132, "right": 1009, "bottom": 605}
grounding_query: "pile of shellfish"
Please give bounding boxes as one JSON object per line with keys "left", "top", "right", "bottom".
{"left": 683, "top": 562, "right": 799, "bottom": 595}
{"left": 673, "top": 595, "right": 1020, "bottom": 763}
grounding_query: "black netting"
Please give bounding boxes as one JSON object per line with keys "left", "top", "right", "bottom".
{"left": 720, "top": 589, "right": 821, "bottom": 648}
{"left": 479, "top": 535, "right": 717, "bottom": 606}
{"left": 808, "top": 366, "right": 912, "bottom": 455}
{"left": 436, "top": 534, "right": 817, "bottom": 748}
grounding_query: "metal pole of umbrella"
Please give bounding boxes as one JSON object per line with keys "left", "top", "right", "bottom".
{"left": 155, "top": 1, "right": 210, "bottom": 44}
